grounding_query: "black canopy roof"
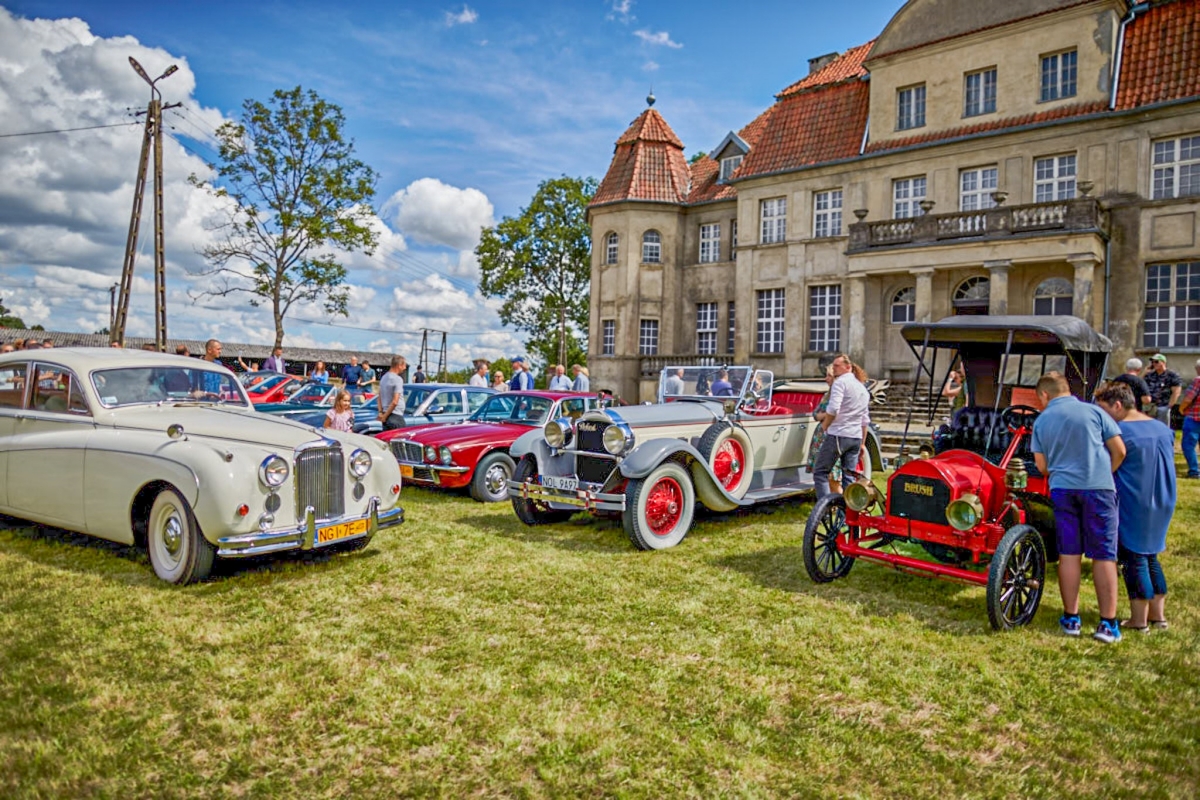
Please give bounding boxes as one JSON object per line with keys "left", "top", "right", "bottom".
{"left": 901, "top": 315, "right": 1112, "bottom": 353}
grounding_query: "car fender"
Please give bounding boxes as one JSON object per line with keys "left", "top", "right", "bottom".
{"left": 618, "top": 439, "right": 742, "bottom": 513}
{"left": 865, "top": 424, "right": 883, "bottom": 470}
{"left": 509, "top": 428, "right": 543, "bottom": 460}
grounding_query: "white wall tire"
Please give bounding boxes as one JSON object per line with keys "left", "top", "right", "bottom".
{"left": 623, "top": 462, "right": 696, "bottom": 551}
{"left": 698, "top": 423, "right": 754, "bottom": 499}
{"left": 147, "top": 488, "right": 214, "bottom": 585}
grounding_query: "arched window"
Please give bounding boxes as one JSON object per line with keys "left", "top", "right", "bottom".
{"left": 953, "top": 276, "right": 990, "bottom": 312}
{"left": 1034, "top": 277, "right": 1073, "bottom": 315}
{"left": 890, "top": 287, "right": 916, "bottom": 324}
{"left": 605, "top": 232, "right": 619, "bottom": 265}
{"left": 642, "top": 230, "right": 662, "bottom": 264}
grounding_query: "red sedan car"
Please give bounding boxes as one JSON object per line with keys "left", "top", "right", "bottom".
{"left": 243, "top": 372, "right": 303, "bottom": 405}
{"left": 377, "top": 391, "right": 598, "bottom": 502}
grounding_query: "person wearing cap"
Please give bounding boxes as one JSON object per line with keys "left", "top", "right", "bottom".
{"left": 1177, "top": 358, "right": 1200, "bottom": 478}
{"left": 509, "top": 356, "right": 534, "bottom": 391}
{"left": 1144, "top": 354, "right": 1182, "bottom": 427}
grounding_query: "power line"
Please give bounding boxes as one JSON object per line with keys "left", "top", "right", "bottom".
{"left": 0, "top": 121, "right": 138, "bottom": 139}
{"left": 287, "top": 316, "right": 498, "bottom": 338}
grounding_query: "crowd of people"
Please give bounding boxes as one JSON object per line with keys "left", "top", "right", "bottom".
{"left": 1, "top": 337, "right": 56, "bottom": 353}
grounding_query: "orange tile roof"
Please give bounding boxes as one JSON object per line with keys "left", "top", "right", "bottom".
{"left": 736, "top": 80, "right": 870, "bottom": 179}
{"left": 1115, "top": 0, "right": 1200, "bottom": 110}
{"left": 686, "top": 105, "right": 778, "bottom": 204}
{"left": 593, "top": 108, "right": 690, "bottom": 207}
{"left": 615, "top": 108, "right": 684, "bottom": 147}
{"left": 779, "top": 40, "right": 874, "bottom": 97}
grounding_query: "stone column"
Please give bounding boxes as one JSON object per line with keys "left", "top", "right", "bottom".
{"left": 1068, "top": 253, "right": 1099, "bottom": 328}
{"left": 846, "top": 275, "right": 867, "bottom": 365}
{"left": 985, "top": 259, "right": 1012, "bottom": 316}
{"left": 911, "top": 268, "right": 934, "bottom": 322}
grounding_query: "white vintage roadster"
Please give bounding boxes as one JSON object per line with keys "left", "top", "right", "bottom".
{"left": 0, "top": 348, "right": 404, "bottom": 583}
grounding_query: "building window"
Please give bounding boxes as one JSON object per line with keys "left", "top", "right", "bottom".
{"left": 731, "top": 220, "right": 738, "bottom": 260}
{"left": 719, "top": 155, "right": 743, "bottom": 181}
{"left": 964, "top": 68, "right": 997, "bottom": 117}
{"left": 809, "top": 285, "right": 841, "bottom": 352}
{"left": 727, "top": 301, "right": 736, "bottom": 354}
{"left": 891, "top": 287, "right": 916, "bottom": 324}
{"left": 1040, "top": 49, "right": 1077, "bottom": 102}
{"left": 696, "top": 302, "right": 718, "bottom": 355}
{"left": 761, "top": 197, "right": 786, "bottom": 244}
{"left": 953, "top": 276, "right": 991, "bottom": 312}
{"left": 605, "top": 232, "right": 619, "bottom": 265}
{"left": 960, "top": 166, "right": 999, "bottom": 211}
{"left": 1033, "top": 278, "right": 1074, "bottom": 316}
{"left": 1144, "top": 261, "right": 1200, "bottom": 348}
{"left": 601, "top": 320, "right": 615, "bottom": 355}
{"left": 1152, "top": 135, "right": 1200, "bottom": 200}
{"left": 638, "top": 319, "right": 659, "bottom": 355}
{"left": 1035, "top": 155, "right": 1077, "bottom": 202}
{"left": 699, "top": 223, "right": 721, "bottom": 263}
{"left": 756, "top": 289, "right": 785, "bottom": 353}
{"left": 893, "top": 177, "right": 927, "bottom": 219}
{"left": 897, "top": 84, "right": 926, "bottom": 130}
{"left": 813, "top": 189, "right": 842, "bottom": 238}
{"left": 641, "top": 231, "right": 661, "bottom": 263}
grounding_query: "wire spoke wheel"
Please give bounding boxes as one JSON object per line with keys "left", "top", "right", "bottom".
{"left": 803, "top": 494, "right": 855, "bottom": 583}
{"left": 624, "top": 462, "right": 696, "bottom": 550}
{"left": 987, "top": 524, "right": 1047, "bottom": 630}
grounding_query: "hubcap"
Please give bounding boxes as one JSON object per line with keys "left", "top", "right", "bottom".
{"left": 645, "top": 476, "right": 684, "bottom": 536}
{"left": 713, "top": 439, "right": 746, "bottom": 490}
{"left": 162, "top": 513, "right": 183, "bottom": 558}
{"left": 485, "top": 463, "right": 508, "bottom": 494}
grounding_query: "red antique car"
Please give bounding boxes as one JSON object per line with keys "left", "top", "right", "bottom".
{"left": 377, "top": 391, "right": 598, "bottom": 502}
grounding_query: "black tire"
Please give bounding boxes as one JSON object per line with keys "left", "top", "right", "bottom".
{"left": 623, "top": 462, "right": 696, "bottom": 551}
{"left": 803, "top": 494, "right": 855, "bottom": 583}
{"left": 510, "top": 457, "right": 575, "bottom": 526}
{"left": 470, "top": 452, "right": 516, "bottom": 503}
{"left": 146, "top": 487, "right": 215, "bottom": 584}
{"left": 697, "top": 422, "right": 754, "bottom": 499}
{"left": 986, "top": 524, "right": 1047, "bottom": 630}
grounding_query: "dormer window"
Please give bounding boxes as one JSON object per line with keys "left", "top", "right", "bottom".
{"left": 719, "top": 155, "right": 743, "bottom": 182}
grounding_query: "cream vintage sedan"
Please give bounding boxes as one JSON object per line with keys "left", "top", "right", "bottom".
{"left": 0, "top": 348, "right": 404, "bottom": 583}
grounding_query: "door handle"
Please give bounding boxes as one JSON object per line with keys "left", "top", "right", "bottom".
{"left": 777, "top": 425, "right": 787, "bottom": 432}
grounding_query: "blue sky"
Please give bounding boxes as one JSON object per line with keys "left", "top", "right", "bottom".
{"left": 0, "top": 0, "right": 900, "bottom": 366}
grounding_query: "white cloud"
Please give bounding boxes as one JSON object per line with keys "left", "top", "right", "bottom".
{"left": 608, "top": 1, "right": 635, "bottom": 24}
{"left": 383, "top": 178, "right": 494, "bottom": 251}
{"left": 643, "top": 60, "right": 659, "bottom": 72}
{"left": 634, "top": 29, "right": 682, "bottom": 49}
{"left": 445, "top": 6, "right": 478, "bottom": 26}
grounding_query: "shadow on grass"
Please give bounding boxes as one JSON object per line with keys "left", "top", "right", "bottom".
{"left": 456, "top": 509, "right": 634, "bottom": 554}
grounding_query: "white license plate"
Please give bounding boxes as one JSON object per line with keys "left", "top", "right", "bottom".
{"left": 541, "top": 475, "right": 578, "bottom": 491}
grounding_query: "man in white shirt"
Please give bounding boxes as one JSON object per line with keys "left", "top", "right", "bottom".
{"left": 263, "top": 347, "right": 286, "bottom": 373}
{"left": 548, "top": 364, "right": 572, "bottom": 391}
{"left": 509, "top": 356, "right": 534, "bottom": 391}
{"left": 468, "top": 362, "right": 489, "bottom": 387}
{"left": 812, "top": 354, "right": 871, "bottom": 500}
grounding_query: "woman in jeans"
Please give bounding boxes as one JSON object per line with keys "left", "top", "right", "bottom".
{"left": 1095, "top": 382, "right": 1174, "bottom": 631}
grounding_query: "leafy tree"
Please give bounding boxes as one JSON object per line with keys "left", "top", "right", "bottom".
{"left": 0, "top": 297, "right": 27, "bottom": 329}
{"left": 190, "top": 87, "right": 378, "bottom": 348}
{"left": 476, "top": 176, "right": 595, "bottom": 370}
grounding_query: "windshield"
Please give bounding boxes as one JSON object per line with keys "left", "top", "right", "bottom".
{"left": 92, "top": 367, "right": 248, "bottom": 408}
{"left": 659, "top": 365, "right": 751, "bottom": 401}
{"left": 470, "top": 393, "right": 553, "bottom": 425}
{"left": 403, "top": 386, "right": 436, "bottom": 413}
{"left": 287, "top": 384, "right": 334, "bottom": 405}
{"left": 249, "top": 374, "right": 291, "bottom": 393}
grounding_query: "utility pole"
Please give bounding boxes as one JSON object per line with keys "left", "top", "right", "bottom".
{"left": 417, "top": 328, "right": 448, "bottom": 381}
{"left": 109, "top": 283, "right": 118, "bottom": 332}
{"left": 111, "top": 57, "right": 179, "bottom": 351}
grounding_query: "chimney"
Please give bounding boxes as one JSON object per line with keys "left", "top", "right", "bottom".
{"left": 808, "top": 51, "right": 839, "bottom": 75}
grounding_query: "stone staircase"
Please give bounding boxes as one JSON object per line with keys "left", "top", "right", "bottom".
{"left": 869, "top": 381, "right": 947, "bottom": 464}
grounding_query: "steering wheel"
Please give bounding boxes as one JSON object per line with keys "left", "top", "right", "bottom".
{"left": 1001, "top": 405, "right": 1040, "bottom": 433}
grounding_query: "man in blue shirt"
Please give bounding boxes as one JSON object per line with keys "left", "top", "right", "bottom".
{"left": 341, "top": 356, "right": 364, "bottom": 389}
{"left": 1032, "top": 373, "right": 1126, "bottom": 643}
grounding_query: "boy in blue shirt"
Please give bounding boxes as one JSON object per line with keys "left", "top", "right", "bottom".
{"left": 1032, "top": 373, "right": 1126, "bottom": 643}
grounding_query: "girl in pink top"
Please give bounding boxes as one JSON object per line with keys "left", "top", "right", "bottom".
{"left": 324, "top": 390, "right": 354, "bottom": 432}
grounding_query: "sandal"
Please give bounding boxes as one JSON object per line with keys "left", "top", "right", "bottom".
{"left": 1121, "top": 620, "right": 1150, "bottom": 633}
{"left": 1149, "top": 619, "right": 1169, "bottom": 630}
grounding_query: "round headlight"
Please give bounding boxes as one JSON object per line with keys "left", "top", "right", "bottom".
{"left": 946, "top": 493, "right": 984, "bottom": 531}
{"left": 258, "top": 455, "right": 289, "bottom": 488}
{"left": 348, "top": 448, "right": 372, "bottom": 478}
{"left": 424, "top": 445, "right": 438, "bottom": 463}
{"left": 439, "top": 446, "right": 453, "bottom": 465}
{"left": 844, "top": 480, "right": 879, "bottom": 512}
{"left": 602, "top": 424, "right": 632, "bottom": 455}
{"left": 544, "top": 418, "right": 572, "bottom": 449}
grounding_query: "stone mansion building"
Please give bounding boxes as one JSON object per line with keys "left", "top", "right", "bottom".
{"left": 586, "top": 0, "right": 1200, "bottom": 402}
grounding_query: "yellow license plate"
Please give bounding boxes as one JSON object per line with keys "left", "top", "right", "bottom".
{"left": 316, "top": 517, "right": 369, "bottom": 545}
{"left": 400, "top": 464, "right": 414, "bottom": 479}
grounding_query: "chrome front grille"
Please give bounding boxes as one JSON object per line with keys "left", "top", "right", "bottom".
{"left": 295, "top": 445, "right": 345, "bottom": 521}
{"left": 575, "top": 420, "right": 610, "bottom": 454}
{"left": 392, "top": 440, "right": 423, "bottom": 464}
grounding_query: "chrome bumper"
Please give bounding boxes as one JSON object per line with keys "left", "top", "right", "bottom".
{"left": 507, "top": 480, "right": 626, "bottom": 512}
{"left": 215, "top": 496, "right": 405, "bottom": 558}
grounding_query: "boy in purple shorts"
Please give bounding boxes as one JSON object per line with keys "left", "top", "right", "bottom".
{"left": 1031, "top": 373, "right": 1126, "bottom": 643}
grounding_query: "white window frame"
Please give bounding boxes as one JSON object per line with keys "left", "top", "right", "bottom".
{"left": 964, "top": 68, "right": 997, "bottom": 117}
{"left": 719, "top": 155, "right": 743, "bottom": 181}
{"left": 1033, "top": 278, "right": 1074, "bottom": 316}
{"left": 731, "top": 220, "right": 738, "bottom": 260}
{"left": 726, "top": 301, "right": 736, "bottom": 354}
{"left": 605, "top": 232, "right": 619, "bottom": 265}
{"left": 893, "top": 176, "right": 927, "bottom": 219}
{"left": 1034, "top": 155, "right": 1077, "bottom": 202}
{"left": 1152, "top": 135, "right": 1200, "bottom": 200}
{"left": 1040, "top": 49, "right": 1077, "bottom": 102}
{"left": 696, "top": 302, "right": 718, "bottom": 355}
{"left": 897, "top": 84, "right": 926, "bottom": 130}
{"left": 1144, "top": 261, "right": 1200, "bottom": 349}
{"left": 601, "top": 319, "right": 615, "bottom": 356}
{"left": 760, "top": 198, "right": 786, "bottom": 244}
{"left": 960, "top": 166, "right": 999, "bottom": 211}
{"left": 699, "top": 223, "right": 721, "bottom": 264}
{"left": 812, "top": 189, "right": 842, "bottom": 238}
{"left": 808, "top": 285, "right": 841, "bottom": 353}
{"left": 638, "top": 319, "right": 659, "bottom": 355}
{"left": 641, "top": 231, "right": 661, "bottom": 264}
{"left": 890, "top": 287, "right": 916, "bottom": 324}
{"left": 755, "top": 289, "right": 785, "bottom": 354}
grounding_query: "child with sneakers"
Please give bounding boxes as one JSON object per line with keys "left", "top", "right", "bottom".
{"left": 1095, "top": 382, "right": 1174, "bottom": 633}
{"left": 1032, "top": 373, "right": 1127, "bottom": 643}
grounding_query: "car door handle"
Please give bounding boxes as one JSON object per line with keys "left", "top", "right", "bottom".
{"left": 777, "top": 425, "right": 787, "bottom": 432}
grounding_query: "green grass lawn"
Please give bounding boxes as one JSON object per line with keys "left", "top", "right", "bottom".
{"left": 1, "top": 471, "right": 1197, "bottom": 798}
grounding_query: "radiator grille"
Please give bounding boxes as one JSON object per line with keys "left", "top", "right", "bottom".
{"left": 887, "top": 475, "right": 952, "bottom": 525}
{"left": 295, "top": 446, "right": 345, "bottom": 521}
{"left": 575, "top": 454, "right": 616, "bottom": 485}
{"left": 392, "top": 440, "right": 424, "bottom": 464}
{"left": 575, "top": 420, "right": 609, "bottom": 454}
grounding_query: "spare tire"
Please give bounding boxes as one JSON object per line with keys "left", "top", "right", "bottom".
{"left": 698, "top": 421, "right": 754, "bottom": 499}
